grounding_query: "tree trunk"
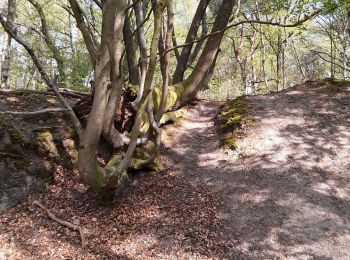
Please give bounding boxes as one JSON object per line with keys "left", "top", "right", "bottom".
{"left": 348, "top": 9, "right": 350, "bottom": 38}
{"left": 203, "top": 48, "right": 220, "bottom": 90}
{"left": 276, "top": 32, "right": 282, "bottom": 92}
{"left": 291, "top": 40, "right": 306, "bottom": 82}
{"left": 123, "top": 12, "right": 140, "bottom": 85}
{"left": 28, "top": 0, "right": 67, "bottom": 86}
{"left": 132, "top": 1, "right": 148, "bottom": 107}
{"left": 172, "top": 0, "right": 210, "bottom": 84}
{"left": 1, "top": 0, "right": 16, "bottom": 89}
{"left": 188, "top": 11, "right": 208, "bottom": 68}
{"left": 78, "top": 0, "right": 122, "bottom": 192}
{"left": 177, "top": 0, "right": 235, "bottom": 105}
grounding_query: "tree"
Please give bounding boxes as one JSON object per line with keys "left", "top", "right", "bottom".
{"left": 1, "top": 0, "right": 16, "bottom": 89}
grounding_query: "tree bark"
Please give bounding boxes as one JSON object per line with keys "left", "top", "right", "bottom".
{"left": 188, "top": 11, "right": 208, "bottom": 68}
{"left": 1, "top": 0, "right": 16, "bottom": 89}
{"left": 172, "top": 0, "right": 210, "bottom": 84}
{"left": 132, "top": 1, "right": 148, "bottom": 107}
{"left": 78, "top": 0, "right": 124, "bottom": 192}
{"left": 123, "top": 12, "right": 140, "bottom": 85}
{"left": 177, "top": 0, "right": 235, "bottom": 105}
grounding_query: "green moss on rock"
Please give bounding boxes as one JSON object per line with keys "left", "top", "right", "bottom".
{"left": 218, "top": 97, "right": 254, "bottom": 150}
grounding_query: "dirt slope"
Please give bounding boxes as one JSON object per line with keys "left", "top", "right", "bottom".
{"left": 1, "top": 81, "right": 350, "bottom": 259}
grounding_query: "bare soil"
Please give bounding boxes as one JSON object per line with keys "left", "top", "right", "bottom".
{"left": 1, "top": 81, "right": 350, "bottom": 259}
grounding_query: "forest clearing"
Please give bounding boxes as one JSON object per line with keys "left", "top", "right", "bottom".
{"left": 1, "top": 0, "right": 350, "bottom": 259}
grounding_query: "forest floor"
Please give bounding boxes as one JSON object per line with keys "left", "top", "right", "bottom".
{"left": 1, "top": 81, "right": 350, "bottom": 259}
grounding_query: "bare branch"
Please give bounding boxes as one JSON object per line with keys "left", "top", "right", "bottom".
{"left": 33, "top": 201, "right": 86, "bottom": 248}
{"left": 0, "top": 107, "right": 68, "bottom": 116}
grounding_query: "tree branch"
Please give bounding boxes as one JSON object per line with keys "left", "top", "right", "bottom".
{"left": 0, "top": 107, "right": 68, "bottom": 116}
{"left": 33, "top": 201, "right": 86, "bottom": 248}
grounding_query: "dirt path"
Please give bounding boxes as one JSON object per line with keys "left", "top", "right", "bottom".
{"left": 162, "top": 83, "right": 350, "bottom": 259}
{"left": 1, "top": 83, "right": 350, "bottom": 259}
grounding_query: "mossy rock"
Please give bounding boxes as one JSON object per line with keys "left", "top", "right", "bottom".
{"left": 129, "top": 142, "right": 163, "bottom": 172}
{"left": 218, "top": 96, "right": 254, "bottom": 150}
{"left": 220, "top": 133, "right": 240, "bottom": 150}
{"left": 35, "top": 131, "right": 59, "bottom": 159}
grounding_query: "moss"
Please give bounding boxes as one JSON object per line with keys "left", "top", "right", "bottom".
{"left": 35, "top": 131, "right": 59, "bottom": 159}
{"left": 95, "top": 166, "right": 108, "bottom": 187}
{"left": 4, "top": 143, "right": 28, "bottom": 169}
{"left": 218, "top": 97, "right": 254, "bottom": 150}
{"left": 0, "top": 115, "right": 28, "bottom": 157}
{"left": 146, "top": 160, "right": 163, "bottom": 172}
{"left": 10, "top": 128, "right": 27, "bottom": 144}
{"left": 36, "top": 131, "right": 52, "bottom": 140}
{"left": 129, "top": 143, "right": 163, "bottom": 172}
{"left": 220, "top": 133, "right": 239, "bottom": 150}
{"left": 160, "top": 106, "right": 188, "bottom": 125}
{"left": 34, "top": 178, "right": 51, "bottom": 190}
{"left": 130, "top": 157, "right": 144, "bottom": 170}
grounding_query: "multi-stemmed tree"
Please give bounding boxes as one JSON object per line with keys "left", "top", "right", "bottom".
{"left": 0, "top": 0, "right": 236, "bottom": 200}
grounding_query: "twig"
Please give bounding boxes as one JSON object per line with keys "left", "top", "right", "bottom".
{"left": 33, "top": 201, "right": 86, "bottom": 247}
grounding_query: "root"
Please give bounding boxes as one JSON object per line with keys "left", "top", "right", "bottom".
{"left": 33, "top": 201, "right": 86, "bottom": 247}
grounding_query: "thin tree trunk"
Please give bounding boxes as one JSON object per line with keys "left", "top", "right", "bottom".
{"left": 78, "top": 0, "right": 124, "bottom": 193}
{"left": 1, "top": 0, "right": 16, "bottom": 89}
{"left": 171, "top": 29, "right": 180, "bottom": 61}
{"left": 348, "top": 9, "right": 350, "bottom": 38}
{"left": 251, "top": 53, "right": 257, "bottom": 93}
{"left": 172, "top": 0, "right": 210, "bottom": 84}
{"left": 132, "top": 1, "right": 148, "bottom": 108}
{"left": 188, "top": 11, "right": 208, "bottom": 68}
{"left": 291, "top": 40, "right": 306, "bottom": 82}
{"left": 28, "top": 0, "right": 67, "bottom": 86}
{"left": 123, "top": 12, "right": 140, "bottom": 85}
{"left": 276, "top": 32, "right": 282, "bottom": 91}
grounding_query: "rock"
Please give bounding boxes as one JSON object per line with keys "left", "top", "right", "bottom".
{"left": 0, "top": 164, "right": 35, "bottom": 212}
{"left": 27, "top": 159, "right": 56, "bottom": 178}
{"left": 35, "top": 131, "right": 60, "bottom": 159}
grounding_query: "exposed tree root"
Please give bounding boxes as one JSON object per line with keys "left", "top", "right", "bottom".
{"left": 33, "top": 201, "right": 86, "bottom": 248}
